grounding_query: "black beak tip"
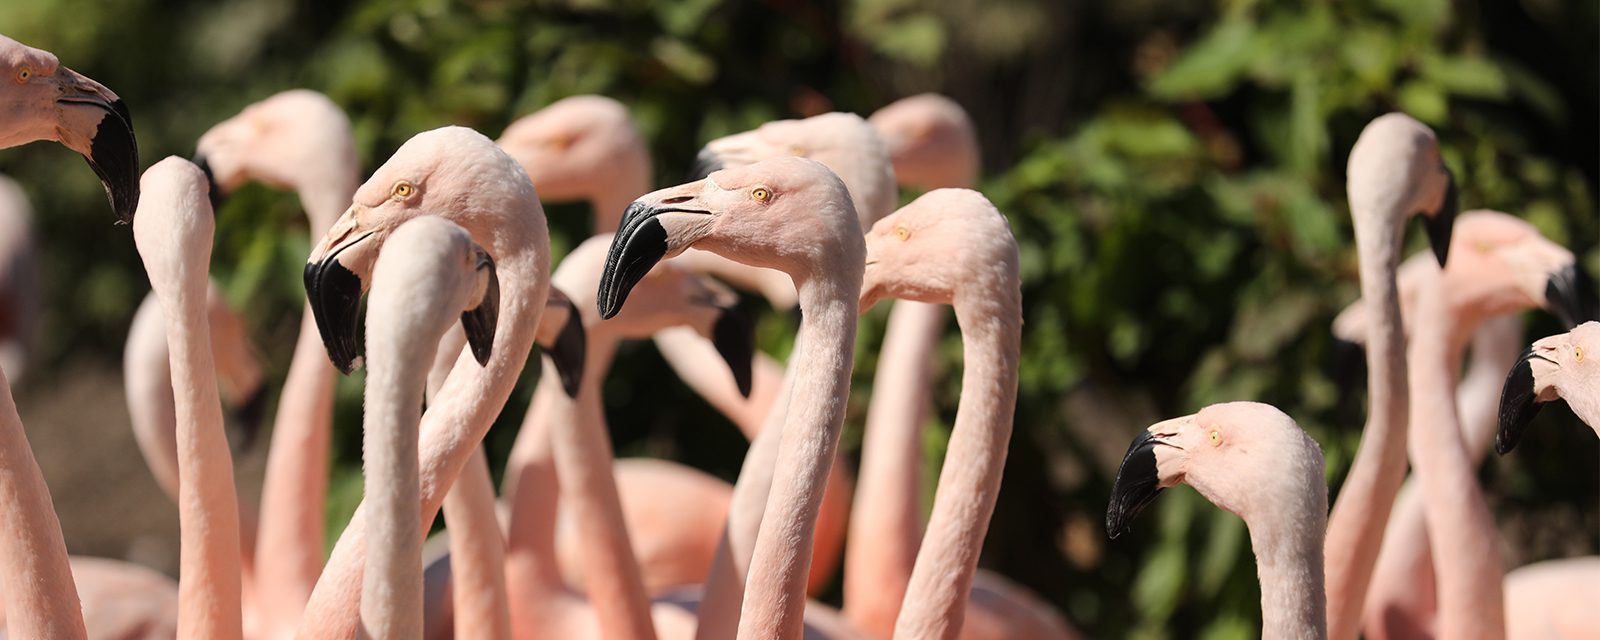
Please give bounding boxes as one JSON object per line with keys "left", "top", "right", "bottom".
{"left": 303, "top": 260, "right": 364, "bottom": 375}
{"left": 1423, "top": 168, "right": 1458, "bottom": 268}
{"left": 85, "top": 101, "right": 140, "bottom": 225}
{"left": 598, "top": 207, "right": 669, "bottom": 322}
{"left": 1545, "top": 265, "right": 1598, "bottom": 330}
{"left": 712, "top": 305, "right": 756, "bottom": 398}
{"left": 192, "top": 153, "right": 227, "bottom": 213}
{"left": 1105, "top": 431, "right": 1165, "bottom": 540}
{"left": 686, "top": 148, "right": 724, "bottom": 182}
{"left": 548, "top": 296, "right": 587, "bottom": 398}
{"left": 1495, "top": 349, "right": 1545, "bottom": 456}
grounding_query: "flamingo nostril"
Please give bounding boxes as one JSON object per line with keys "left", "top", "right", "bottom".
{"left": 662, "top": 195, "right": 692, "bottom": 204}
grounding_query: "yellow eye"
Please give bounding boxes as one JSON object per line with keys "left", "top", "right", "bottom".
{"left": 788, "top": 144, "right": 808, "bottom": 156}
{"left": 392, "top": 181, "right": 415, "bottom": 199}
{"left": 751, "top": 187, "right": 771, "bottom": 202}
{"left": 1576, "top": 347, "right": 1585, "bottom": 362}
{"left": 894, "top": 226, "right": 911, "bottom": 241}
{"left": 1208, "top": 430, "right": 1222, "bottom": 446}
{"left": 15, "top": 68, "right": 30, "bottom": 84}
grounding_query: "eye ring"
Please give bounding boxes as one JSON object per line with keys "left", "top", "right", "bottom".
{"left": 15, "top": 68, "right": 31, "bottom": 84}
{"left": 392, "top": 181, "right": 416, "bottom": 199}
{"left": 894, "top": 226, "right": 911, "bottom": 241}
{"left": 751, "top": 187, "right": 771, "bottom": 202}
{"left": 1576, "top": 347, "right": 1585, "bottom": 363}
{"left": 1208, "top": 430, "right": 1222, "bottom": 446}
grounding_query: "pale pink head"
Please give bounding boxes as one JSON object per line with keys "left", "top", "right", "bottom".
{"left": 1419, "top": 211, "right": 1593, "bottom": 335}
{"left": 859, "top": 188, "right": 1016, "bottom": 313}
{"left": 1497, "top": 322, "right": 1600, "bottom": 453}
{"left": 193, "top": 90, "right": 357, "bottom": 223}
{"left": 1107, "top": 402, "right": 1326, "bottom": 540}
{"left": 868, "top": 94, "right": 979, "bottom": 190}
{"left": 1346, "top": 112, "right": 1457, "bottom": 266}
{"left": 497, "top": 95, "right": 650, "bottom": 226}
{"left": 303, "top": 126, "right": 547, "bottom": 373}
{"left": 689, "top": 112, "right": 896, "bottom": 229}
{"left": 132, "top": 157, "right": 215, "bottom": 295}
{"left": 367, "top": 216, "right": 499, "bottom": 371}
{"left": 598, "top": 156, "right": 863, "bottom": 319}
{"left": 0, "top": 35, "right": 139, "bottom": 221}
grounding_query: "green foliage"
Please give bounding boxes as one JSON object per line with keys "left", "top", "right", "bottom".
{"left": 0, "top": 0, "right": 1595, "bottom": 635}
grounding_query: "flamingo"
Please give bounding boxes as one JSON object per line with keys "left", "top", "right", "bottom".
{"left": 598, "top": 156, "right": 865, "bottom": 638}
{"left": 1498, "top": 321, "right": 1600, "bottom": 445}
{"left": 360, "top": 215, "right": 499, "bottom": 639}
{"left": 1400, "top": 210, "right": 1590, "bottom": 639}
{"left": 193, "top": 89, "right": 356, "bottom": 637}
{"left": 130, "top": 156, "right": 244, "bottom": 639}
{"left": 1107, "top": 402, "right": 1329, "bottom": 639}
{"left": 853, "top": 188, "right": 1079, "bottom": 639}
{"left": 1322, "top": 112, "right": 1456, "bottom": 640}
{"left": 0, "top": 33, "right": 145, "bottom": 640}
{"left": 295, "top": 126, "right": 551, "bottom": 638}
{"left": 0, "top": 176, "right": 38, "bottom": 380}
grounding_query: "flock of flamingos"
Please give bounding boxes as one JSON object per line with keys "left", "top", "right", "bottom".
{"left": 1, "top": 30, "right": 1598, "bottom": 640}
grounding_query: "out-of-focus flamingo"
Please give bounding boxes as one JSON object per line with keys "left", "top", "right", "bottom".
{"left": 295, "top": 126, "right": 551, "bottom": 638}
{"left": 1402, "top": 211, "right": 1590, "bottom": 639}
{"left": 1108, "top": 402, "right": 1329, "bottom": 638}
{"left": 852, "top": 188, "right": 1078, "bottom": 639}
{"left": 1323, "top": 112, "right": 1456, "bottom": 640}
{"left": 0, "top": 176, "right": 38, "bottom": 380}
{"left": 598, "top": 157, "right": 865, "bottom": 638}
{"left": 131, "top": 157, "right": 243, "bottom": 640}
{"left": 193, "top": 89, "right": 355, "bottom": 637}
{"left": 361, "top": 216, "right": 499, "bottom": 639}
{"left": 1498, "top": 320, "right": 1600, "bottom": 447}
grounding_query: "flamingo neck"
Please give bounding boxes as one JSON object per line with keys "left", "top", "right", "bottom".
{"left": 1249, "top": 501, "right": 1329, "bottom": 640}
{"left": 0, "top": 369, "right": 86, "bottom": 639}
{"left": 737, "top": 273, "right": 859, "bottom": 639}
{"left": 894, "top": 288, "right": 1020, "bottom": 639}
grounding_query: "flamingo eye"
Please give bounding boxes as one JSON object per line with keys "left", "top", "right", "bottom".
{"left": 392, "top": 181, "right": 416, "bottom": 199}
{"left": 1576, "top": 347, "right": 1585, "bottom": 362}
{"left": 894, "top": 226, "right": 911, "bottom": 241}
{"left": 15, "top": 68, "right": 30, "bottom": 84}
{"left": 1208, "top": 430, "right": 1222, "bottom": 446}
{"left": 751, "top": 187, "right": 771, "bottom": 202}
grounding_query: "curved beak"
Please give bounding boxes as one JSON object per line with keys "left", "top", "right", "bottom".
{"left": 1421, "top": 167, "right": 1457, "bottom": 268}
{"left": 460, "top": 249, "right": 500, "bottom": 368}
{"left": 56, "top": 66, "right": 139, "bottom": 223}
{"left": 1496, "top": 348, "right": 1552, "bottom": 455}
{"left": 1106, "top": 430, "right": 1168, "bottom": 539}
{"left": 1544, "top": 263, "right": 1598, "bottom": 330}
{"left": 304, "top": 231, "right": 375, "bottom": 374}
{"left": 191, "top": 153, "right": 228, "bottom": 213}
{"left": 540, "top": 289, "right": 587, "bottom": 398}
{"left": 687, "top": 147, "right": 724, "bottom": 182}
{"left": 711, "top": 303, "right": 755, "bottom": 397}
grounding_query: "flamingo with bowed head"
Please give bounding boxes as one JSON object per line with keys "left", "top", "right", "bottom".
{"left": 852, "top": 188, "right": 1078, "bottom": 639}
{"left": 1108, "top": 402, "right": 1329, "bottom": 639}
{"left": 0, "top": 34, "right": 144, "bottom": 640}
{"left": 193, "top": 89, "right": 357, "bottom": 636}
{"left": 361, "top": 216, "right": 499, "bottom": 640}
{"left": 1323, "top": 112, "right": 1457, "bottom": 640}
{"left": 1399, "top": 211, "right": 1593, "bottom": 639}
{"left": 295, "top": 126, "right": 551, "bottom": 639}
{"left": 0, "top": 34, "right": 140, "bottom": 222}
{"left": 130, "top": 157, "right": 244, "bottom": 640}
{"left": 1498, "top": 321, "right": 1600, "bottom": 448}
{"left": 598, "top": 156, "right": 864, "bottom": 639}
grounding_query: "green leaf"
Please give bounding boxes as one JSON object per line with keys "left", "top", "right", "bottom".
{"left": 1149, "top": 19, "right": 1257, "bottom": 99}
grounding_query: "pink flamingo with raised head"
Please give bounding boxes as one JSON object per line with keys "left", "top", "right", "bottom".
{"left": 597, "top": 156, "right": 865, "bottom": 639}
{"left": 131, "top": 156, "right": 244, "bottom": 640}
{"left": 1498, "top": 321, "right": 1600, "bottom": 447}
{"left": 1108, "top": 402, "right": 1329, "bottom": 639}
{"left": 852, "top": 188, "right": 1079, "bottom": 639}
{"left": 294, "top": 126, "right": 551, "bottom": 639}
{"left": 1322, "top": 112, "right": 1456, "bottom": 640}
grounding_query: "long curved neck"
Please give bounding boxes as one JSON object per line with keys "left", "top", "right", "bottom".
{"left": 1250, "top": 498, "right": 1329, "bottom": 640}
{"left": 442, "top": 448, "right": 512, "bottom": 640}
{"left": 546, "top": 332, "right": 658, "bottom": 639}
{"left": 0, "top": 368, "right": 86, "bottom": 639}
{"left": 1323, "top": 202, "right": 1408, "bottom": 640}
{"left": 359, "top": 311, "right": 433, "bottom": 639}
{"left": 1407, "top": 300, "right": 1505, "bottom": 639}
{"left": 164, "top": 268, "right": 245, "bottom": 639}
{"left": 297, "top": 226, "right": 548, "bottom": 639}
{"left": 844, "top": 299, "right": 946, "bottom": 635}
{"left": 254, "top": 172, "right": 355, "bottom": 634}
{"left": 894, "top": 290, "right": 1019, "bottom": 639}
{"left": 738, "top": 274, "right": 859, "bottom": 639}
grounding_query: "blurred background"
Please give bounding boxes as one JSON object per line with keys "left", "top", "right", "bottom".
{"left": 1, "top": 0, "right": 1596, "bottom": 637}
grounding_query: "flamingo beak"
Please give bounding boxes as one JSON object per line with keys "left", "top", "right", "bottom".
{"left": 1496, "top": 348, "right": 1553, "bottom": 455}
{"left": 1421, "top": 167, "right": 1457, "bottom": 268}
{"left": 304, "top": 231, "right": 375, "bottom": 374}
{"left": 191, "top": 153, "right": 228, "bottom": 213}
{"left": 55, "top": 66, "right": 139, "bottom": 223}
{"left": 1329, "top": 336, "right": 1367, "bottom": 407}
{"left": 1106, "top": 430, "right": 1168, "bottom": 539}
{"left": 1545, "top": 263, "right": 1598, "bottom": 330}
{"left": 711, "top": 303, "right": 755, "bottom": 398}
{"left": 459, "top": 249, "right": 500, "bottom": 368}
{"left": 541, "top": 292, "right": 587, "bottom": 398}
